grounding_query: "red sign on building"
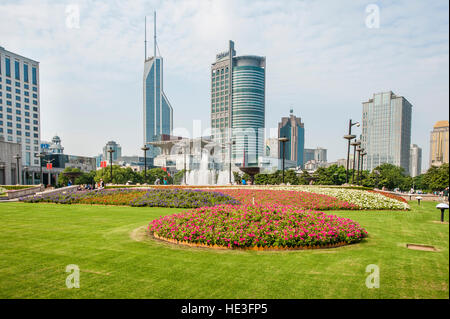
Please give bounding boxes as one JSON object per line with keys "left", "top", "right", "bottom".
{"left": 100, "top": 161, "right": 107, "bottom": 168}
{"left": 46, "top": 163, "right": 53, "bottom": 170}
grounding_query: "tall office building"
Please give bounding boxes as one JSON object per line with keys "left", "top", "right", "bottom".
{"left": 429, "top": 120, "right": 449, "bottom": 167}
{"left": 143, "top": 13, "right": 173, "bottom": 158}
{"left": 0, "top": 46, "right": 41, "bottom": 181}
{"left": 304, "top": 147, "right": 327, "bottom": 163}
{"left": 278, "top": 110, "right": 305, "bottom": 167}
{"left": 409, "top": 144, "right": 422, "bottom": 177}
{"left": 361, "top": 91, "right": 412, "bottom": 172}
{"left": 103, "top": 140, "right": 122, "bottom": 162}
{"left": 211, "top": 41, "right": 265, "bottom": 166}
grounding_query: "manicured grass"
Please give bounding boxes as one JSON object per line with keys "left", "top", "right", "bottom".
{"left": 0, "top": 201, "right": 448, "bottom": 298}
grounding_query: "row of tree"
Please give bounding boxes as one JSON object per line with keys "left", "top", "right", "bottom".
{"left": 57, "top": 162, "right": 448, "bottom": 192}
{"left": 57, "top": 166, "right": 173, "bottom": 187}
{"left": 234, "top": 163, "right": 449, "bottom": 192}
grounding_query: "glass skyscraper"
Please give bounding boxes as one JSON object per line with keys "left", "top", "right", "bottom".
{"left": 143, "top": 15, "right": 173, "bottom": 158}
{"left": 361, "top": 91, "right": 412, "bottom": 173}
{"left": 211, "top": 41, "right": 265, "bottom": 166}
{"left": 278, "top": 110, "right": 305, "bottom": 167}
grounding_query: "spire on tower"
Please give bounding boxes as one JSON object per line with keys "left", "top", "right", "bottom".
{"left": 154, "top": 11, "right": 157, "bottom": 57}
{"left": 144, "top": 16, "right": 147, "bottom": 60}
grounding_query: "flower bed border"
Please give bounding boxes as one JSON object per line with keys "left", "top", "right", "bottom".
{"left": 152, "top": 232, "right": 353, "bottom": 251}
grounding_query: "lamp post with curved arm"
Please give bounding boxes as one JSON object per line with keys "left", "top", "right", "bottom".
{"left": 141, "top": 145, "right": 149, "bottom": 182}
{"left": 278, "top": 137, "right": 289, "bottom": 184}
{"left": 107, "top": 148, "right": 115, "bottom": 183}
{"left": 350, "top": 139, "right": 361, "bottom": 184}
{"left": 343, "top": 119, "right": 360, "bottom": 183}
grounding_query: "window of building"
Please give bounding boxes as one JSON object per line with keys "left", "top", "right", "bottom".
{"left": 14, "top": 61, "right": 20, "bottom": 80}
{"left": 32, "top": 67, "right": 37, "bottom": 85}
{"left": 5, "top": 57, "right": 11, "bottom": 77}
{"left": 23, "top": 64, "right": 29, "bottom": 83}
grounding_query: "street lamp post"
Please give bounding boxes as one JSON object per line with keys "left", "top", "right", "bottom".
{"left": 359, "top": 151, "right": 367, "bottom": 186}
{"left": 141, "top": 145, "right": 149, "bottom": 182}
{"left": 356, "top": 146, "right": 364, "bottom": 185}
{"left": 350, "top": 140, "right": 361, "bottom": 184}
{"left": 107, "top": 148, "right": 115, "bottom": 184}
{"left": 36, "top": 153, "right": 46, "bottom": 185}
{"left": 343, "top": 119, "right": 359, "bottom": 183}
{"left": 226, "top": 140, "right": 236, "bottom": 184}
{"left": 13, "top": 154, "right": 21, "bottom": 185}
{"left": 278, "top": 137, "right": 289, "bottom": 184}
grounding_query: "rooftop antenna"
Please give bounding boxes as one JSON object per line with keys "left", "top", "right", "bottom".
{"left": 144, "top": 16, "right": 147, "bottom": 60}
{"left": 154, "top": 11, "right": 157, "bottom": 57}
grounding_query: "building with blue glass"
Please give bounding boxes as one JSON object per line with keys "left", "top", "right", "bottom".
{"left": 143, "top": 14, "right": 173, "bottom": 158}
{"left": 211, "top": 41, "right": 265, "bottom": 167}
{"left": 278, "top": 110, "right": 305, "bottom": 167}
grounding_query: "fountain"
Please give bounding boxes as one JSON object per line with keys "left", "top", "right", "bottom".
{"left": 186, "top": 152, "right": 215, "bottom": 185}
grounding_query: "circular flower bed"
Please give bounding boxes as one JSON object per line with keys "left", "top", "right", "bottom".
{"left": 149, "top": 205, "right": 368, "bottom": 249}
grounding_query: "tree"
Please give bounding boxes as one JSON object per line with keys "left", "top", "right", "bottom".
{"left": 422, "top": 163, "right": 449, "bottom": 191}
{"left": 365, "top": 163, "right": 408, "bottom": 190}
{"left": 173, "top": 169, "right": 186, "bottom": 185}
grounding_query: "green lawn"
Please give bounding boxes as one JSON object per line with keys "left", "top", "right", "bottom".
{"left": 0, "top": 201, "right": 448, "bottom": 299}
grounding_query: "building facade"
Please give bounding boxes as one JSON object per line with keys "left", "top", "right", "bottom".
{"left": 409, "top": 144, "right": 422, "bottom": 177}
{"left": 143, "top": 16, "right": 173, "bottom": 158}
{"left": 211, "top": 41, "right": 266, "bottom": 167}
{"left": 0, "top": 46, "right": 41, "bottom": 170}
{"left": 429, "top": 120, "right": 449, "bottom": 167}
{"left": 361, "top": 91, "right": 412, "bottom": 172}
{"left": 0, "top": 138, "right": 21, "bottom": 184}
{"left": 102, "top": 141, "right": 122, "bottom": 163}
{"left": 278, "top": 110, "right": 305, "bottom": 167}
{"left": 304, "top": 147, "right": 327, "bottom": 164}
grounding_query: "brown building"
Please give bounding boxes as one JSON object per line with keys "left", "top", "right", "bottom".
{"left": 429, "top": 120, "right": 449, "bottom": 167}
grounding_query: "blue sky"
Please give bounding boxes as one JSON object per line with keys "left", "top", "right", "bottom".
{"left": 0, "top": 0, "right": 448, "bottom": 170}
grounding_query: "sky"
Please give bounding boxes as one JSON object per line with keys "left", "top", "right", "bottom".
{"left": 0, "top": 0, "right": 448, "bottom": 170}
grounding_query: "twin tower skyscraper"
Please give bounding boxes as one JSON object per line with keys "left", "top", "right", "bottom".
{"left": 143, "top": 12, "right": 173, "bottom": 157}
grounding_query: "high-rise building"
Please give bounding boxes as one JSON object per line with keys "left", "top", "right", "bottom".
{"left": 409, "top": 144, "right": 422, "bottom": 177}
{"left": 361, "top": 91, "right": 412, "bottom": 172}
{"left": 211, "top": 41, "right": 265, "bottom": 166}
{"left": 143, "top": 13, "right": 173, "bottom": 158}
{"left": 265, "top": 138, "right": 279, "bottom": 158}
{"left": 0, "top": 46, "right": 41, "bottom": 171}
{"left": 429, "top": 120, "right": 449, "bottom": 167}
{"left": 278, "top": 110, "right": 305, "bottom": 167}
{"left": 304, "top": 147, "right": 327, "bottom": 164}
{"left": 103, "top": 141, "right": 122, "bottom": 163}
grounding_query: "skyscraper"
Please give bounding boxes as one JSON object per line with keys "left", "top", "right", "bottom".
{"left": 102, "top": 140, "right": 122, "bottom": 162}
{"left": 143, "top": 13, "right": 173, "bottom": 158}
{"left": 211, "top": 41, "right": 265, "bottom": 166}
{"left": 361, "top": 91, "right": 412, "bottom": 173}
{"left": 278, "top": 110, "right": 305, "bottom": 167}
{"left": 304, "top": 147, "right": 327, "bottom": 164}
{"left": 0, "top": 46, "right": 41, "bottom": 165}
{"left": 429, "top": 120, "right": 449, "bottom": 167}
{"left": 0, "top": 46, "right": 41, "bottom": 183}
{"left": 409, "top": 144, "right": 422, "bottom": 177}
